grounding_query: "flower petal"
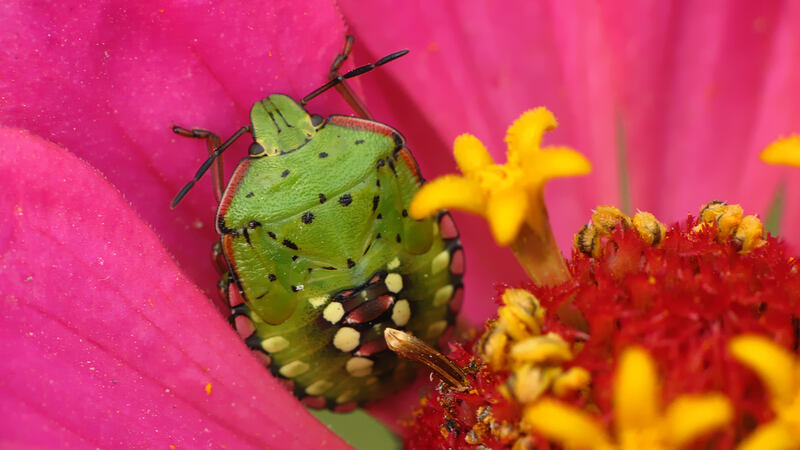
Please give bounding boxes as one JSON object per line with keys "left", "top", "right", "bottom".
{"left": 0, "top": 128, "right": 346, "bottom": 448}
{"left": 410, "top": 175, "right": 486, "bottom": 218}
{"left": 505, "top": 107, "right": 558, "bottom": 161}
{"left": 486, "top": 189, "right": 529, "bottom": 245}
{"left": 614, "top": 347, "right": 660, "bottom": 433}
{"left": 760, "top": 136, "right": 800, "bottom": 168}
{"left": 729, "top": 335, "right": 797, "bottom": 406}
{"left": 521, "top": 146, "right": 593, "bottom": 187}
{"left": 737, "top": 421, "right": 797, "bottom": 450}
{"left": 663, "top": 394, "right": 732, "bottom": 447}
{"left": 524, "top": 399, "right": 611, "bottom": 448}
{"left": 454, "top": 134, "right": 494, "bottom": 175}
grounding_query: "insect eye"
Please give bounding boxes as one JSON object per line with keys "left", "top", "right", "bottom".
{"left": 310, "top": 114, "right": 324, "bottom": 127}
{"left": 248, "top": 142, "right": 266, "bottom": 156}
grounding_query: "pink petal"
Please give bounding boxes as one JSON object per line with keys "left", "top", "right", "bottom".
{"left": 0, "top": 128, "right": 347, "bottom": 448}
{"left": 600, "top": 1, "right": 800, "bottom": 251}
{"left": 0, "top": 0, "right": 354, "bottom": 310}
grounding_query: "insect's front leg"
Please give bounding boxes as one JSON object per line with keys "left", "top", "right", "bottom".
{"left": 329, "top": 35, "right": 374, "bottom": 120}
{"left": 173, "top": 126, "right": 225, "bottom": 202}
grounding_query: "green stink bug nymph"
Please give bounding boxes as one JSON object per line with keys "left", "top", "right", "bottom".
{"left": 173, "top": 38, "right": 463, "bottom": 411}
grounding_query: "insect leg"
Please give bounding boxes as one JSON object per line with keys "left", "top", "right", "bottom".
{"left": 173, "top": 126, "right": 225, "bottom": 202}
{"left": 329, "top": 35, "right": 374, "bottom": 119}
{"left": 301, "top": 36, "right": 408, "bottom": 117}
{"left": 171, "top": 125, "right": 250, "bottom": 208}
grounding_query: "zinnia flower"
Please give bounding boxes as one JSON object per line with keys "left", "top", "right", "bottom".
{"left": 2, "top": 0, "right": 800, "bottom": 448}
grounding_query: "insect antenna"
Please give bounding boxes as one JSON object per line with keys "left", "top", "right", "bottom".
{"left": 300, "top": 49, "right": 409, "bottom": 106}
{"left": 171, "top": 125, "right": 251, "bottom": 208}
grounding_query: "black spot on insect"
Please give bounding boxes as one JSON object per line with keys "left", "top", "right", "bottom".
{"left": 372, "top": 196, "right": 380, "bottom": 212}
{"left": 318, "top": 152, "right": 328, "bottom": 158}
{"left": 307, "top": 267, "right": 313, "bottom": 273}
{"left": 387, "top": 159, "right": 396, "bottom": 175}
{"left": 377, "top": 213, "right": 383, "bottom": 220}
{"left": 268, "top": 274, "right": 277, "bottom": 282}
{"left": 302, "top": 212, "right": 314, "bottom": 224}
{"left": 347, "top": 258, "right": 355, "bottom": 268}
{"left": 396, "top": 234, "right": 402, "bottom": 243}
{"left": 242, "top": 228, "right": 251, "bottom": 245}
{"left": 281, "top": 169, "right": 290, "bottom": 178}
{"left": 217, "top": 217, "right": 235, "bottom": 234}
{"left": 402, "top": 209, "right": 408, "bottom": 217}
{"left": 291, "top": 285, "right": 301, "bottom": 292}
{"left": 354, "top": 139, "right": 365, "bottom": 145}
{"left": 321, "top": 266, "right": 336, "bottom": 271}
{"left": 338, "top": 194, "right": 352, "bottom": 206}
{"left": 248, "top": 220, "right": 261, "bottom": 229}
{"left": 319, "top": 193, "right": 327, "bottom": 204}
{"left": 376, "top": 159, "right": 386, "bottom": 169}
{"left": 282, "top": 239, "right": 298, "bottom": 250}
{"left": 362, "top": 243, "right": 372, "bottom": 255}
{"left": 376, "top": 233, "right": 382, "bottom": 239}
{"left": 245, "top": 192, "right": 255, "bottom": 198}
{"left": 267, "top": 231, "right": 277, "bottom": 240}
{"left": 231, "top": 303, "right": 250, "bottom": 318}
{"left": 292, "top": 255, "right": 298, "bottom": 261}
{"left": 376, "top": 179, "right": 381, "bottom": 187}
{"left": 392, "top": 133, "right": 403, "bottom": 149}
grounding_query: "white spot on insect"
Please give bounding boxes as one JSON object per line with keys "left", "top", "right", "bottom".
{"left": 323, "top": 302, "right": 344, "bottom": 324}
{"left": 431, "top": 251, "right": 450, "bottom": 275}
{"left": 385, "top": 273, "right": 403, "bottom": 293}
{"left": 386, "top": 257, "right": 401, "bottom": 270}
{"left": 295, "top": 284, "right": 304, "bottom": 291}
{"left": 305, "top": 380, "right": 333, "bottom": 396}
{"left": 391, "top": 299, "right": 411, "bottom": 327}
{"left": 427, "top": 320, "right": 448, "bottom": 338}
{"left": 279, "top": 360, "right": 309, "bottom": 378}
{"left": 333, "top": 327, "right": 360, "bottom": 352}
{"left": 261, "top": 336, "right": 289, "bottom": 353}
{"left": 336, "top": 389, "right": 357, "bottom": 404}
{"left": 361, "top": 291, "right": 368, "bottom": 298}
{"left": 433, "top": 285, "right": 454, "bottom": 307}
{"left": 308, "top": 295, "right": 329, "bottom": 309}
{"left": 346, "top": 357, "right": 374, "bottom": 377}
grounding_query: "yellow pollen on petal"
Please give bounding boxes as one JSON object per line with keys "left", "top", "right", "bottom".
{"left": 760, "top": 135, "right": 800, "bottom": 168}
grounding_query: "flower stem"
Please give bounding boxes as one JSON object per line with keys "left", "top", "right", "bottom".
{"left": 510, "top": 194, "right": 570, "bottom": 286}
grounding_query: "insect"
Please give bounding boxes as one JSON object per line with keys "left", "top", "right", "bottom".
{"left": 172, "top": 37, "right": 464, "bottom": 410}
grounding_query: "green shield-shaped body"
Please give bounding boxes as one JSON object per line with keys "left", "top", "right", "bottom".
{"left": 218, "top": 94, "right": 463, "bottom": 409}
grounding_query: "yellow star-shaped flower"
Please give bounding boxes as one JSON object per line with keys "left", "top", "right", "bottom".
{"left": 524, "top": 347, "right": 733, "bottom": 449}
{"left": 761, "top": 135, "right": 800, "bottom": 168}
{"left": 410, "top": 107, "right": 591, "bottom": 246}
{"left": 729, "top": 335, "right": 800, "bottom": 450}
